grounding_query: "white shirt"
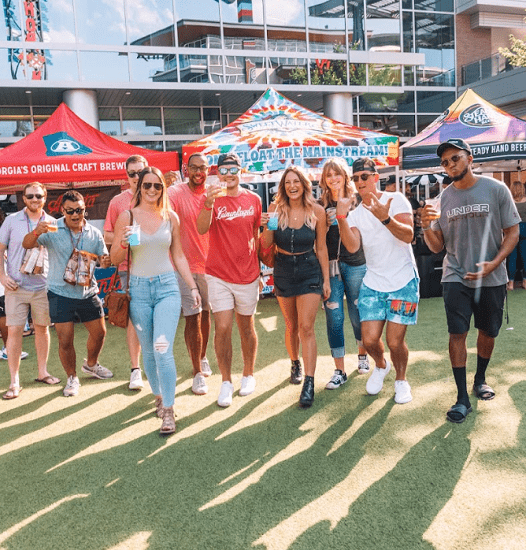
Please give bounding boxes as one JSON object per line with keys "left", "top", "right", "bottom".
{"left": 347, "top": 191, "right": 418, "bottom": 292}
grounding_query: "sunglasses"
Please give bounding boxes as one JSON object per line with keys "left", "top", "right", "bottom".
{"left": 25, "top": 194, "right": 44, "bottom": 200}
{"left": 218, "top": 166, "right": 240, "bottom": 176}
{"left": 352, "top": 173, "right": 374, "bottom": 183}
{"left": 63, "top": 207, "right": 85, "bottom": 215}
{"left": 141, "top": 182, "right": 163, "bottom": 191}
{"left": 127, "top": 171, "right": 141, "bottom": 178}
{"left": 440, "top": 154, "right": 465, "bottom": 168}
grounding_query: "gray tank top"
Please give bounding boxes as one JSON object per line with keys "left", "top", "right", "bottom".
{"left": 130, "top": 219, "right": 173, "bottom": 277}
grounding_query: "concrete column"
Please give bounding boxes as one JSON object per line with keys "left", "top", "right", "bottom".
{"left": 63, "top": 89, "right": 99, "bottom": 128}
{"left": 323, "top": 93, "right": 353, "bottom": 125}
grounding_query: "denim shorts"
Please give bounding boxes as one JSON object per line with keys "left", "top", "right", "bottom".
{"left": 358, "top": 278, "right": 419, "bottom": 325}
{"left": 273, "top": 250, "right": 322, "bottom": 298}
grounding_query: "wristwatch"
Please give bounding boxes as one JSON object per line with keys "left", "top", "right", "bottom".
{"left": 381, "top": 216, "right": 391, "bottom": 226}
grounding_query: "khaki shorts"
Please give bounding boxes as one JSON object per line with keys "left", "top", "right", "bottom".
{"left": 5, "top": 287, "right": 51, "bottom": 327}
{"left": 205, "top": 274, "right": 259, "bottom": 316}
{"left": 176, "top": 272, "right": 210, "bottom": 317}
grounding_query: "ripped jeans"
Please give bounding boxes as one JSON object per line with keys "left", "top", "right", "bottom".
{"left": 323, "top": 262, "right": 367, "bottom": 359}
{"left": 129, "top": 272, "right": 181, "bottom": 407}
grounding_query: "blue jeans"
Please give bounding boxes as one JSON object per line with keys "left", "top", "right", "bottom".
{"left": 507, "top": 222, "right": 526, "bottom": 281}
{"left": 323, "top": 262, "right": 367, "bottom": 359}
{"left": 129, "top": 272, "right": 181, "bottom": 407}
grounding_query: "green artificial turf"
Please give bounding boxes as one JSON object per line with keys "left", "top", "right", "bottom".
{"left": 1, "top": 291, "right": 526, "bottom": 550}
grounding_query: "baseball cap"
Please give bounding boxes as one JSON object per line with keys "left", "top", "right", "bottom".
{"left": 352, "top": 157, "right": 377, "bottom": 174}
{"left": 436, "top": 138, "right": 472, "bottom": 158}
{"left": 217, "top": 152, "right": 241, "bottom": 167}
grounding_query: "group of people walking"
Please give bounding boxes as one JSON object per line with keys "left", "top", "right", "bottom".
{"left": 0, "top": 138, "right": 520, "bottom": 433}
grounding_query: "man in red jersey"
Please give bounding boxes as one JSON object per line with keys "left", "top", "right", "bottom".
{"left": 197, "top": 153, "right": 262, "bottom": 408}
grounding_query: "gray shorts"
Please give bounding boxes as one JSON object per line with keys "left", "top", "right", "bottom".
{"left": 177, "top": 272, "right": 210, "bottom": 317}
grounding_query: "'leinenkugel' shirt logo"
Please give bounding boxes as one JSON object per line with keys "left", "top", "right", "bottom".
{"left": 215, "top": 205, "right": 255, "bottom": 221}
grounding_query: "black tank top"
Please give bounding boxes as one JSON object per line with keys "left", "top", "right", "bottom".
{"left": 274, "top": 224, "right": 315, "bottom": 254}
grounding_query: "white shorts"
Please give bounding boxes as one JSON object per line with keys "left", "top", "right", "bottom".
{"left": 176, "top": 272, "right": 210, "bottom": 317}
{"left": 205, "top": 274, "right": 259, "bottom": 316}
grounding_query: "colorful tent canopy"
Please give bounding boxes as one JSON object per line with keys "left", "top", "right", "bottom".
{"left": 401, "top": 89, "right": 526, "bottom": 171}
{"left": 0, "top": 103, "right": 178, "bottom": 190}
{"left": 183, "top": 88, "right": 399, "bottom": 174}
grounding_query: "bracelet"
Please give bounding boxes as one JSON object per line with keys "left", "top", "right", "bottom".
{"left": 336, "top": 215, "right": 346, "bottom": 220}
{"left": 381, "top": 216, "right": 391, "bottom": 226}
{"left": 422, "top": 226, "right": 433, "bottom": 231}
{"left": 203, "top": 205, "right": 213, "bottom": 211}
{"left": 120, "top": 242, "right": 128, "bottom": 249}
{"left": 33, "top": 229, "right": 39, "bottom": 236}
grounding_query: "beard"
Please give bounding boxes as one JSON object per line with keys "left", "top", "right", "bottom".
{"left": 451, "top": 166, "right": 469, "bottom": 182}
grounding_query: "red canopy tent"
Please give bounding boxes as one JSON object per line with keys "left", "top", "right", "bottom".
{"left": 0, "top": 103, "right": 179, "bottom": 192}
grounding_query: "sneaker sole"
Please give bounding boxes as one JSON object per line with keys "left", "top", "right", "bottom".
{"left": 358, "top": 369, "right": 370, "bottom": 374}
{"left": 217, "top": 401, "right": 232, "bottom": 408}
{"left": 129, "top": 384, "right": 144, "bottom": 390}
{"left": 394, "top": 396, "right": 413, "bottom": 404}
{"left": 192, "top": 388, "right": 208, "bottom": 395}
{"left": 81, "top": 366, "right": 113, "bottom": 380}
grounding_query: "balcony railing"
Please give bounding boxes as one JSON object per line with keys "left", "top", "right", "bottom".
{"left": 461, "top": 53, "right": 515, "bottom": 86}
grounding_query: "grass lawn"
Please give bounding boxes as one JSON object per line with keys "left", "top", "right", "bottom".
{"left": 1, "top": 290, "right": 526, "bottom": 550}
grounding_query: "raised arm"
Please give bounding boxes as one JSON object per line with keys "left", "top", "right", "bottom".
{"left": 109, "top": 210, "right": 132, "bottom": 266}
{"left": 335, "top": 197, "right": 361, "bottom": 253}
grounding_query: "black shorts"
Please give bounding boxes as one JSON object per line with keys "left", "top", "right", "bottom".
{"left": 0, "top": 295, "right": 5, "bottom": 318}
{"left": 442, "top": 282, "right": 506, "bottom": 338}
{"left": 273, "top": 250, "right": 322, "bottom": 298}
{"left": 48, "top": 290, "right": 104, "bottom": 324}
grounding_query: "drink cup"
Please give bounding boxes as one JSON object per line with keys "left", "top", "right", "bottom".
{"left": 217, "top": 182, "right": 228, "bottom": 197}
{"left": 425, "top": 196, "right": 441, "bottom": 220}
{"left": 47, "top": 220, "right": 58, "bottom": 232}
{"left": 267, "top": 212, "right": 279, "bottom": 230}
{"left": 327, "top": 207, "right": 338, "bottom": 226}
{"left": 128, "top": 224, "right": 141, "bottom": 247}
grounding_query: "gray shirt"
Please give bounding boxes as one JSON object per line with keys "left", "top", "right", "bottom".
{"left": 431, "top": 176, "right": 520, "bottom": 288}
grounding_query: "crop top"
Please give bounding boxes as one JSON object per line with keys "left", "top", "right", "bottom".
{"left": 274, "top": 224, "right": 316, "bottom": 254}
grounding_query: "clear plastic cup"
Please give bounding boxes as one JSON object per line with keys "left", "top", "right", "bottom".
{"left": 128, "top": 224, "right": 141, "bottom": 246}
{"left": 327, "top": 207, "right": 338, "bottom": 226}
{"left": 267, "top": 212, "right": 279, "bottom": 230}
{"left": 425, "top": 196, "right": 441, "bottom": 220}
{"left": 217, "top": 181, "right": 228, "bottom": 197}
{"left": 47, "top": 219, "right": 58, "bottom": 232}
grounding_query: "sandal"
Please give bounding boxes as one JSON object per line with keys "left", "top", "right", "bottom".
{"left": 473, "top": 383, "right": 495, "bottom": 401}
{"left": 2, "top": 385, "right": 22, "bottom": 400}
{"left": 35, "top": 375, "right": 61, "bottom": 385}
{"left": 160, "top": 406, "right": 176, "bottom": 435}
{"left": 154, "top": 396, "right": 163, "bottom": 418}
{"left": 446, "top": 403, "right": 472, "bottom": 424}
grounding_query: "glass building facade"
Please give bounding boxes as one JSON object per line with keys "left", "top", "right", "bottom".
{"left": 0, "top": 0, "right": 455, "bottom": 152}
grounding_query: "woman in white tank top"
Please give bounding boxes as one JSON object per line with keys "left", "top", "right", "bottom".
{"left": 111, "top": 167, "right": 201, "bottom": 434}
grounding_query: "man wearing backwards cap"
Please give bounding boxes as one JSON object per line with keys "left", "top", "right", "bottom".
{"left": 336, "top": 157, "right": 419, "bottom": 405}
{"left": 197, "top": 152, "right": 262, "bottom": 408}
{"left": 421, "top": 138, "right": 519, "bottom": 423}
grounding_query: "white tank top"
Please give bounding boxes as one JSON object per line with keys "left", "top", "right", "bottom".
{"left": 130, "top": 219, "right": 174, "bottom": 277}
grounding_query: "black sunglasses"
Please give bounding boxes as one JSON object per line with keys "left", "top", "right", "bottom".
{"left": 25, "top": 194, "right": 45, "bottom": 200}
{"left": 440, "top": 154, "right": 465, "bottom": 168}
{"left": 63, "top": 207, "right": 85, "bottom": 215}
{"left": 127, "top": 171, "right": 141, "bottom": 178}
{"left": 352, "top": 173, "right": 374, "bottom": 183}
{"left": 141, "top": 182, "right": 163, "bottom": 191}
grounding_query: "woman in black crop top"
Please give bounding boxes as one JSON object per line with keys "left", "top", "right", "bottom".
{"left": 319, "top": 158, "right": 369, "bottom": 391}
{"left": 261, "top": 165, "right": 329, "bottom": 408}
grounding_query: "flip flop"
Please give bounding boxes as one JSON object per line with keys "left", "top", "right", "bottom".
{"left": 473, "top": 383, "right": 495, "bottom": 401}
{"left": 2, "top": 386, "right": 22, "bottom": 400}
{"left": 446, "top": 403, "right": 472, "bottom": 424}
{"left": 35, "top": 376, "right": 61, "bottom": 385}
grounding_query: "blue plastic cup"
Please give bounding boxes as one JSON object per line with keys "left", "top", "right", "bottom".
{"left": 128, "top": 224, "right": 141, "bottom": 246}
{"left": 267, "top": 213, "right": 279, "bottom": 230}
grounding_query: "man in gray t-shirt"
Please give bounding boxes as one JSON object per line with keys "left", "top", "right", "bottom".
{"left": 422, "top": 138, "right": 520, "bottom": 424}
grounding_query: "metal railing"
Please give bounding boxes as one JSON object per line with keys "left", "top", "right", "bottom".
{"left": 461, "top": 53, "right": 515, "bottom": 86}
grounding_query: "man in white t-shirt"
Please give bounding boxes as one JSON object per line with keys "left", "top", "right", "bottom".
{"left": 336, "top": 158, "right": 419, "bottom": 404}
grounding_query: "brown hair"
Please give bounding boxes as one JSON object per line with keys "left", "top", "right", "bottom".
{"left": 319, "top": 158, "right": 356, "bottom": 208}
{"left": 510, "top": 180, "right": 525, "bottom": 201}
{"left": 125, "top": 155, "right": 148, "bottom": 170}
{"left": 23, "top": 181, "right": 47, "bottom": 198}
{"left": 274, "top": 165, "right": 317, "bottom": 230}
{"left": 133, "top": 166, "right": 171, "bottom": 218}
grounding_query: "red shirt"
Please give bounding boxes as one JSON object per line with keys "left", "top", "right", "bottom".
{"left": 206, "top": 189, "right": 262, "bottom": 285}
{"left": 168, "top": 184, "right": 209, "bottom": 274}
{"left": 103, "top": 189, "right": 133, "bottom": 272}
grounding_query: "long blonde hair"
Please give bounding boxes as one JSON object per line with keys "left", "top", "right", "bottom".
{"left": 319, "top": 158, "right": 356, "bottom": 207}
{"left": 274, "top": 165, "right": 317, "bottom": 230}
{"left": 510, "top": 180, "right": 525, "bottom": 201}
{"left": 133, "top": 166, "right": 172, "bottom": 219}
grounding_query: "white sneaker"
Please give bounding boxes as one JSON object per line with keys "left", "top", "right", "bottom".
{"left": 81, "top": 359, "right": 113, "bottom": 379}
{"left": 192, "top": 372, "right": 208, "bottom": 395}
{"left": 63, "top": 375, "right": 80, "bottom": 397}
{"left": 239, "top": 375, "right": 256, "bottom": 396}
{"left": 394, "top": 380, "right": 412, "bottom": 404}
{"left": 201, "top": 357, "right": 212, "bottom": 377}
{"left": 129, "top": 369, "right": 144, "bottom": 390}
{"left": 217, "top": 381, "right": 234, "bottom": 407}
{"left": 357, "top": 355, "right": 370, "bottom": 374}
{"left": 0, "top": 347, "right": 29, "bottom": 361}
{"left": 366, "top": 360, "right": 391, "bottom": 395}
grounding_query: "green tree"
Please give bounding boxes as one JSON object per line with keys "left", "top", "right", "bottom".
{"left": 499, "top": 12, "right": 526, "bottom": 66}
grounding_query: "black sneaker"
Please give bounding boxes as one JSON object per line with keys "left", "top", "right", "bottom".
{"left": 290, "top": 360, "right": 303, "bottom": 385}
{"left": 325, "top": 369, "right": 348, "bottom": 390}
